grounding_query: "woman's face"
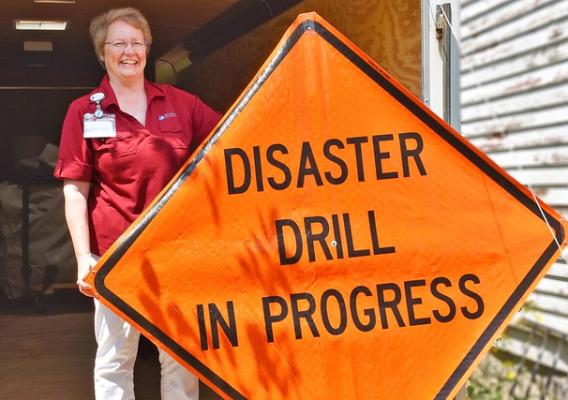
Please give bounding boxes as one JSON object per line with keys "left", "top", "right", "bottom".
{"left": 102, "top": 20, "right": 147, "bottom": 83}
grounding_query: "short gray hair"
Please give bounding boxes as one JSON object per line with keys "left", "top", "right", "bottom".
{"left": 89, "top": 7, "right": 152, "bottom": 68}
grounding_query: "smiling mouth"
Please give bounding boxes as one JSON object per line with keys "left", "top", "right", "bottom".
{"left": 120, "top": 60, "right": 137, "bottom": 65}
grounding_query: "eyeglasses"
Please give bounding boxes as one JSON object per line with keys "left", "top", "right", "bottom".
{"left": 104, "top": 41, "right": 147, "bottom": 51}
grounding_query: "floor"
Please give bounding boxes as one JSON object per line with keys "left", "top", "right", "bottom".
{"left": 0, "top": 290, "right": 221, "bottom": 400}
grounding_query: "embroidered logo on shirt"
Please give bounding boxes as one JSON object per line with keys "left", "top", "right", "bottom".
{"left": 158, "top": 112, "right": 177, "bottom": 121}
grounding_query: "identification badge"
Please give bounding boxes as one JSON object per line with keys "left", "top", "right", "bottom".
{"left": 83, "top": 113, "right": 117, "bottom": 138}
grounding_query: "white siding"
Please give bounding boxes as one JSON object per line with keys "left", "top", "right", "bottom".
{"left": 461, "top": 0, "right": 568, "bottom": 375}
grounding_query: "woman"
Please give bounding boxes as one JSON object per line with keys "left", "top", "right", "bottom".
{"left": 54, "top": 7, "right": 220, "bottom": 400}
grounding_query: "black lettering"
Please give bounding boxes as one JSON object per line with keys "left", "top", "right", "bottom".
{"left": 343, "top": 213, "right": 371, "bottom": 258}
{"left": 346, "top": 136, "right": 368, "bottom": 182}
{"left": 404, "top": 279, "right": 431, "bottom": 326}
{"left": 224, "top": 148, "right": 251, "bottom": 195}
{"left": 275, "top": 219, "right": 303, "bottom": 265}
{"left": 368, "top": 210, "right": 396, "bottom": 255}
{"left": 399, "top": 132, "right": 427, "bottom": 177}
{"left": 459, "top": 274, "right": 484, "bottom": 319}
{"left": 266, "top": 144, "right": 292, "bottom": 190}
{"left": 320, "top": 289, "right": 347, "bottom": 335}
{"left": 262, "top": 296, "right": 288, "bottom": 343}
{"left": 331, "top": 214, "right": 344, "bottom": 259}
{"left": 372, "top": 134, "right": 398, "bottom": 179}
{"left": 297, "top": 141, "right": 323, "bottom": 188}
{"left": 350, "top": 286, "right": 377, "bottom": 332}
{"left": 431, "top": 277, "right": 456, "bottom": 323}
{"left": 377, "top": 283, "right": 406, "bottom": 329}
{"left": 323, "top": 139, "right": 348, "bottom": 184}
{"left": 208, "top": 302, "right": 239, "bottom": 349}
{"left": 252, "top": 145, "right": 264, "bottom": 192}
{"left": 291, "top": 292, "right": 320, "bottom": 339}
{"left": 197, "top": 304, "right": 209, "bottom": 350}
{"left": 305, "top": 216, "right": 333, "bottom": 262}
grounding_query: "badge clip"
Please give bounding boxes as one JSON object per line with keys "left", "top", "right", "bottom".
{"left": 90, "top": 92, "right": 105, "bottom": 119}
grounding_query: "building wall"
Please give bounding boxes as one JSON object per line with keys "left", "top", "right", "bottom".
{"left": 176, "top": 0, "right": 421, "bottom": 112}
{"left": 460, "top": 0, "right": 568, "bottom": 375}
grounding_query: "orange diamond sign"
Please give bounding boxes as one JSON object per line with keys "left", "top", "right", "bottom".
{"left": 87, "top": 12, "right": 567, "bottom": 400}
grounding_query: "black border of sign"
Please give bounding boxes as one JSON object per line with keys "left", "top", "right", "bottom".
{"left": 94, "top": 19, "right": 565, "bottom": 400}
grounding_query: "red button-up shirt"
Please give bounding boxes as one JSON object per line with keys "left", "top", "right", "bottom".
{"left": 55, "top": 75, "right": 221, "bottom": 255}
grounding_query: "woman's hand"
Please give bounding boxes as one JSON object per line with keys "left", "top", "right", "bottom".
{"left": 77, "top": 253, "right": 96, "bottom": 297}
{"left": 63, "top": 179, "right": 94, "bottom": 297}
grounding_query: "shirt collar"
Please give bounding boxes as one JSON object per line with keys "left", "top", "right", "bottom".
{"left": 96, "top": 74, "right": 166, "bottom": 109}
{"left": 144, "top": 79, "right": 167, "bottom": 104}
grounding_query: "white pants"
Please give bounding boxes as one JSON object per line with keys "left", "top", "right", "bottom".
{"left": 93, "top": 300, "right": 199, "bottom": 400}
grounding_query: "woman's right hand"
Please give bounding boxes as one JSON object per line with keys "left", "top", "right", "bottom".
{"left": 77, "top": 253, "right": 96, "bottom": 297}
{"left": 63, "top": 179, "right": 94, "bottom": 297}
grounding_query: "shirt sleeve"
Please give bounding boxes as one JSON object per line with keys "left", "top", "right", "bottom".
{"left": 53, "top": 100, "right": 94, "bottom": 182}
{"left": 190, "top": 96, "right": 222, "bottom": 151}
